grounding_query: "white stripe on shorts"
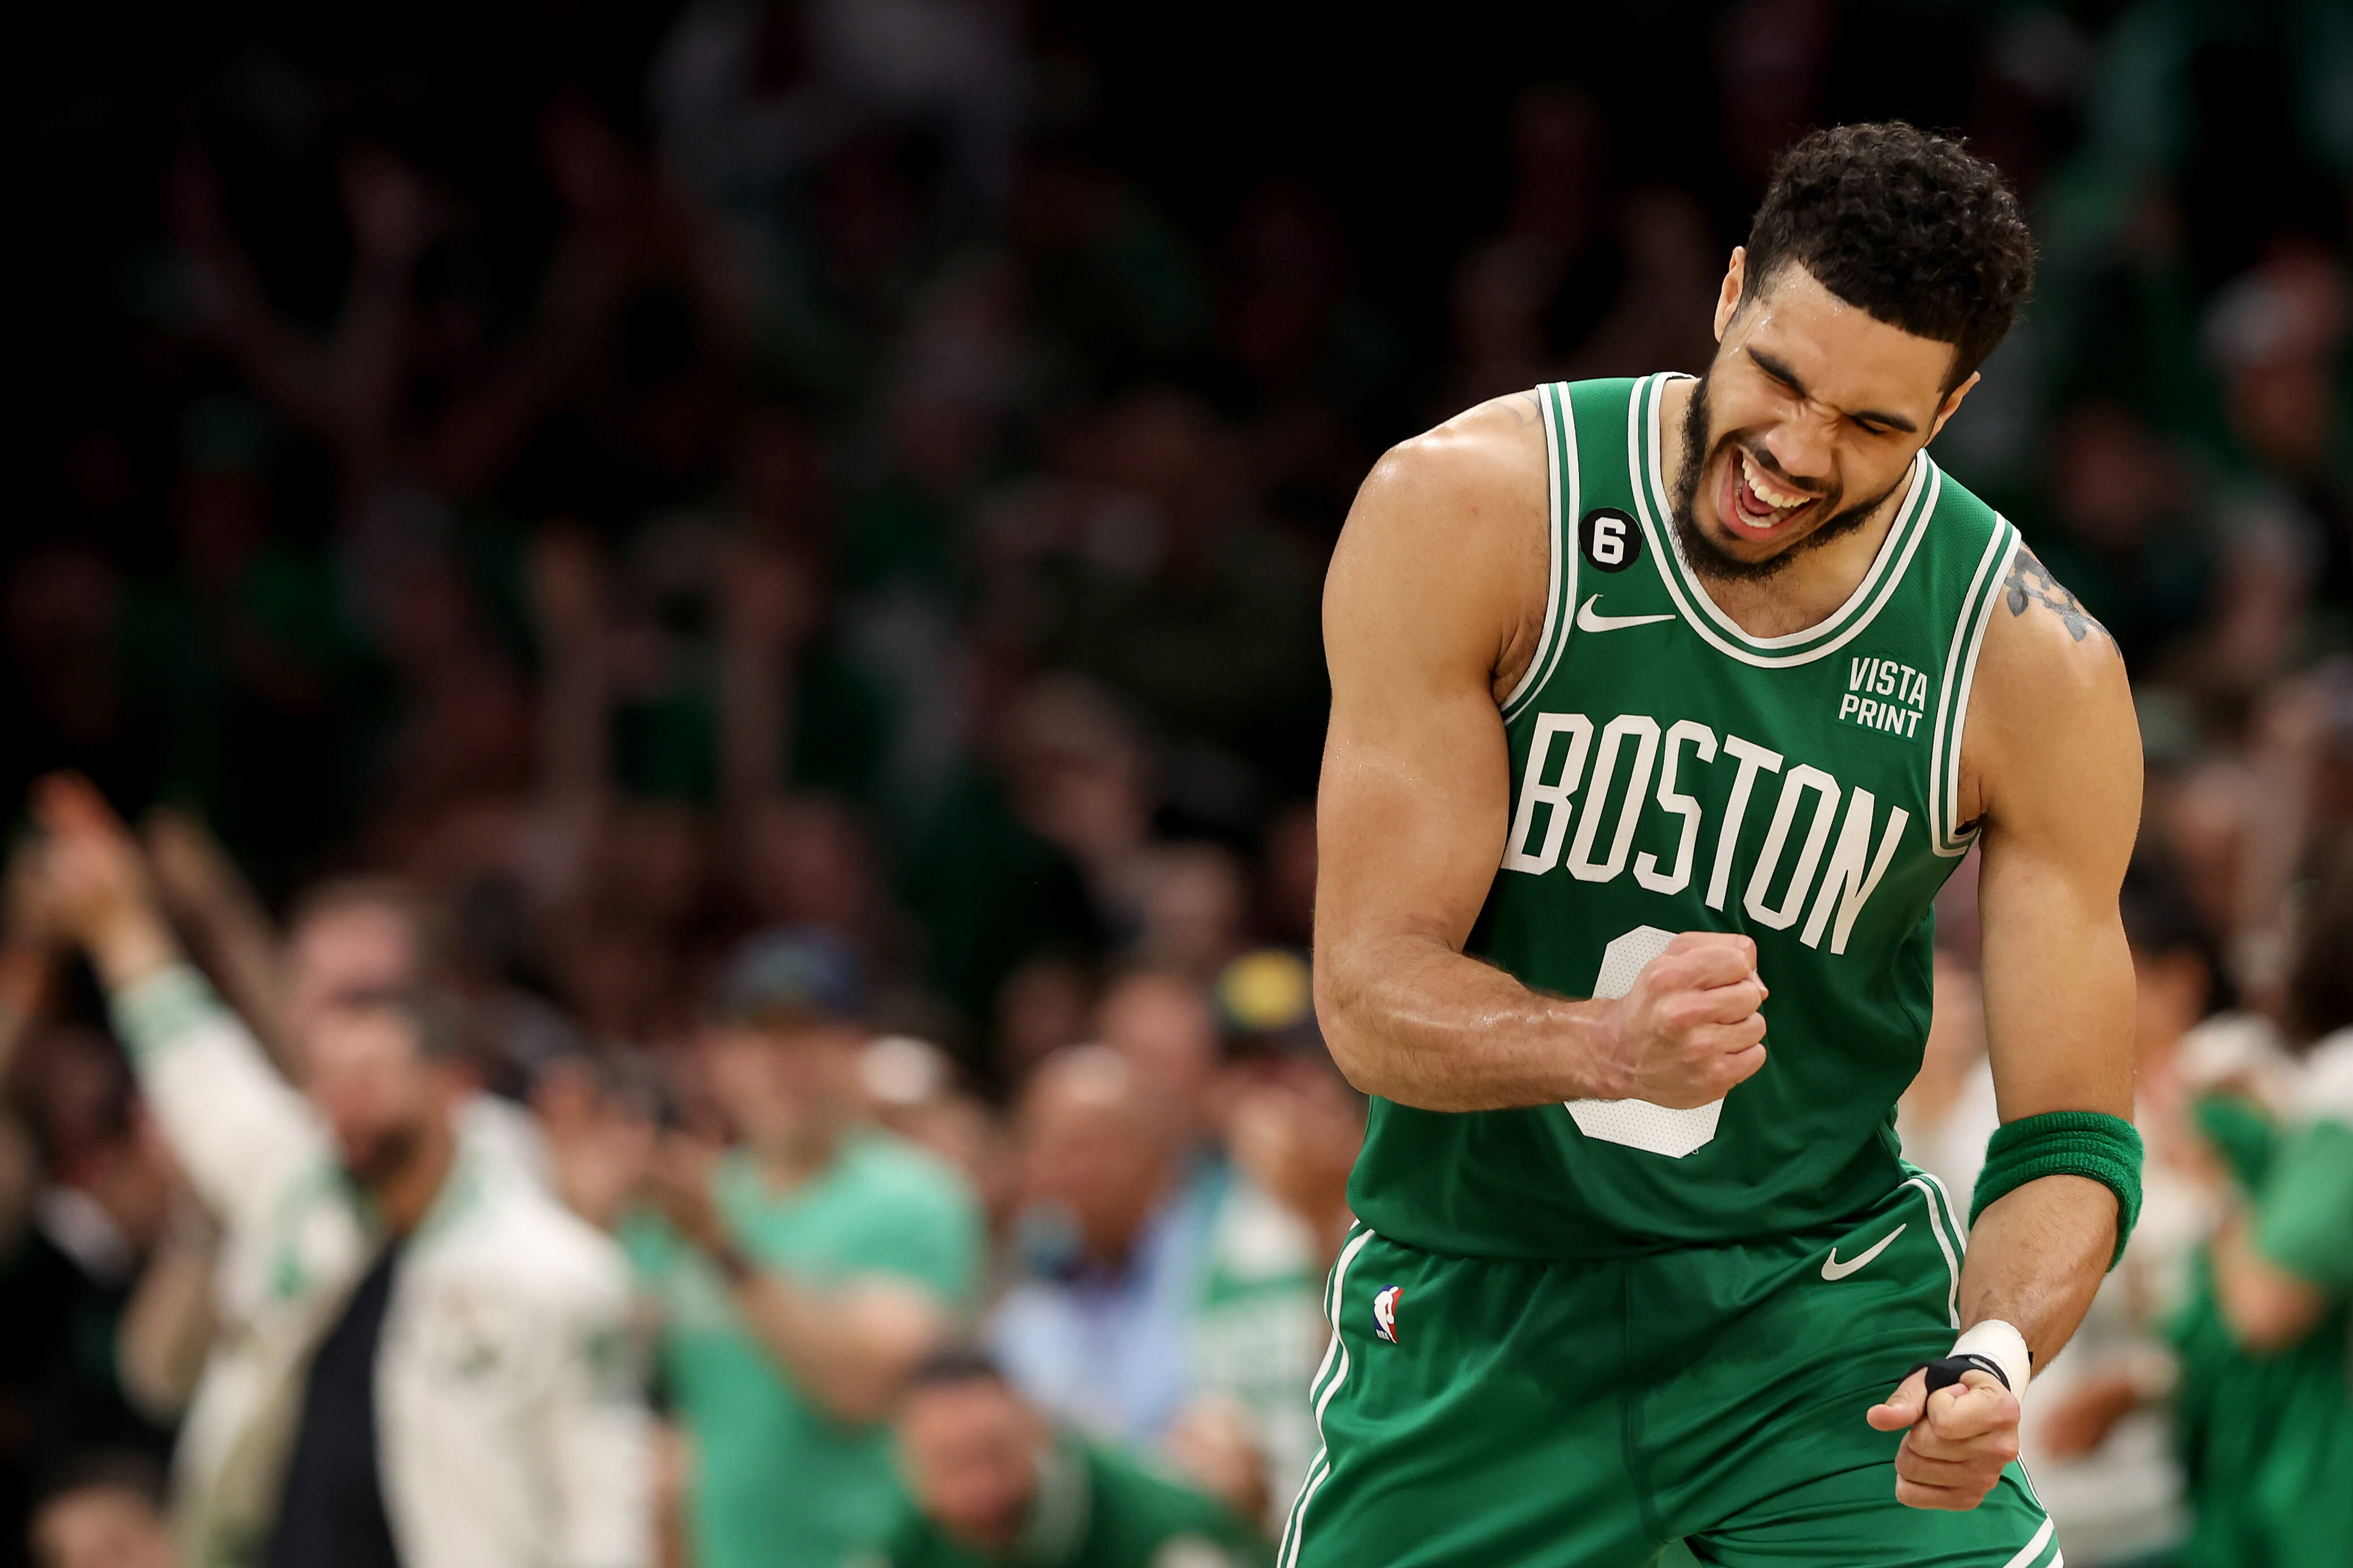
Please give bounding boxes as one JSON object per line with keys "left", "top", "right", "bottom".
{"left": 1998, "top": 1515, "right": 2057, "bottom": 1568}
{"left": 1278, "top": 1226, "right": 1376, "bottom": 1568}
{"left": 1902, "top": 1175, "right": 1964, "bottom": 1329}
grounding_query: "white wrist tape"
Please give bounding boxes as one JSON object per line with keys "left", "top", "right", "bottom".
{"left": 1952, "top": 1319, "right": 2033, "bottom": 1399}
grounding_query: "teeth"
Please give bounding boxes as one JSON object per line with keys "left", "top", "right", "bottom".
{"left": 1740, "top": 452, "right": 1812, "bottom": 512}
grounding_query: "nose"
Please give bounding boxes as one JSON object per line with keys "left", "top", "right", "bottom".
{"left": 1759, "top": 407, "right": 1838, "bottom": 490}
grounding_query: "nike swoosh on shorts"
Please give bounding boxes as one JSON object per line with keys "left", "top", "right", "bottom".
{"left": 1576, "top": 594, "right": 1676, "bottom": 633}
{"left": 1821, "top": 1223, "right": 1906, "bottom": 1280}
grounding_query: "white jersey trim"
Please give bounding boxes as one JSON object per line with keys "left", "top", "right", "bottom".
{"left": 1929, "top": 519, "right": 2021, "bottom": 856}
{"left": 1502, "top": 383, "right": 1579, "bottom": 721}
{"left": 1644, "top": 374, "right": 1933, "bottom": 652}
{"left": 1628, "top": 375, "right": 1940, "bottom": 669}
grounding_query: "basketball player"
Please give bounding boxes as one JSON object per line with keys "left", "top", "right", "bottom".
{"left": 1300, "top": 123, "right": 2142, "bottom": 1567}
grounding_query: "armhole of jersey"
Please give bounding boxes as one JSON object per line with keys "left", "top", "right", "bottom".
{"left": 1500, "top": 382, "right": 1579, "bottom": 722}
{"left": 1930, "top": 515, "right": 2020, "bottom": 857}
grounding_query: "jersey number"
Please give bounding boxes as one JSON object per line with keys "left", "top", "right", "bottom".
{"left": 1593, "top": 515, "right": 1626, "bottom": 565}
{"left": 1563, "top": 925, "right": 1726, "bottom": 1158}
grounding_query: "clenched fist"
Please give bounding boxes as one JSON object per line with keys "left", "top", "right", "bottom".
{"left": 1867, "top": 1366, "right": 2021, "bottom": 1510}
{"left": 1591, "top": 931, "right": 1769, "bottom": 1107}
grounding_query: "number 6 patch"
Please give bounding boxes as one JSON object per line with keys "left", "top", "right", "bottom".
{"left": 1579, "top": 507, "right": 1642, "bottom": 573}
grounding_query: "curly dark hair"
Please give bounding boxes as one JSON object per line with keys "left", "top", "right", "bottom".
{"left": 1744, "top": 122, "right": 2035, "bottom": 388}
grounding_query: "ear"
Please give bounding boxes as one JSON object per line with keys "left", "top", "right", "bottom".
{"left": 1927, "top": 370, "right": 1981, "bottom": 443}
{"left": 1713, "top": 248, "right": 1748, "bottom": 342}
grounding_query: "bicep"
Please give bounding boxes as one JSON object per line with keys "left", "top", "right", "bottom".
{"left": 1970, "top": 632, "right": 2140, "bottom": 1121}
{"left": 1316, "top": 669, "right": 1512, "bottom": 956}
{"left": 1314, "top": 451, "right": 1528, "bottom": 963}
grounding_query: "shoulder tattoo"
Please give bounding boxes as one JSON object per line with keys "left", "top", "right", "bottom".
{"left": 2003, "top": 546, "right": 2114, "bottom": 649}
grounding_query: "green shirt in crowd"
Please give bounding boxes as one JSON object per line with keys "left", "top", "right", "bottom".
{"left": 869, "top": 1435, "right": 1269, "bottom": 1568}
{"left": 2172, "top": 1035, "right": 2353, "bottom": 1568}
{"left": 626, "top": 1133, "right": 983, "bottom": 1568}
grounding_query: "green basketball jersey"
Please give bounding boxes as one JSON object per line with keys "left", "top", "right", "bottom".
{"left": 1347, "top": 374, "right": 2021, "bottom": 1260}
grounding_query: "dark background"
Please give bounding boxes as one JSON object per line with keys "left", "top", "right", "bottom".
{"left": 9, "top": 0, "right": 2352, "bottom": 1058}
{"left": 4, "top": 3, "right": 2353, "bottom": 1566}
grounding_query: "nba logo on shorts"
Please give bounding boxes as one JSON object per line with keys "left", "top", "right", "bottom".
{"left": 1372, "top": 1285, "right": 1402, "bottom": 1344}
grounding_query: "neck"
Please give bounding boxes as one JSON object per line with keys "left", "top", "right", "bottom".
{"left": 1080, "top": 1190, "right": 1167, "bottom": 1272}
{"left": 1082, "top": 1230, "right": 1141, "bottom": 1272}
{"left": 957, "top": 1505, "right": 1033, "bottom": 1557}
{"left": 372, "top": 1111, "right": 458, "bottom": 1238}
{"left": 1658, "top": 378, "right": 1916, "bottom": 639}
{"left": 754, "top": 1115, "right": 847, "bottom": 1191}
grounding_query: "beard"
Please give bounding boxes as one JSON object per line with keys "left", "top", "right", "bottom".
{"left": 340, "top": 1118, "right": 426, "bottom": 1188}
{"left": 1669, "top": 370, "right": 1904, "bottom": 584}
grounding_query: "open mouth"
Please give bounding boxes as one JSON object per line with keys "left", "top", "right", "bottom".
{"left": 1716, "top": 447, "right": 1823, "bottom": 543}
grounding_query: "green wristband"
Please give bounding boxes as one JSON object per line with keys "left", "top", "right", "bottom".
{"left": 1969, "top": 1109, "right": 2144, "bottom": 1271}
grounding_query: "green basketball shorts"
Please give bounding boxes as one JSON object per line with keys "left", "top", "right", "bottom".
{"left": 1280, "top": 1173, "right": 2061, "bottom": 1567}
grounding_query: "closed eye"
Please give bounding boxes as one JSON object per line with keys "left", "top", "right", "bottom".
{"left": 1746, "top": 348, "right": 1919, "bottom": 434}
{"left": 1746, "top": 349, "right": 1803, "bottom": 396}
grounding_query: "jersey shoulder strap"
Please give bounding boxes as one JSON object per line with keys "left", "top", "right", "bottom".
{"left": 1503, "top": 378, "right": 1642, "bottom": 722}
{"left": 1910, "top": 457, "right": 2021, "bottom": 858}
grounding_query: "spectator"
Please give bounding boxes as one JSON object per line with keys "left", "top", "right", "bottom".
{"left": 1033, "top": 392, "right": 1323, "bottom": 789}
{"left": 1095, "top": 971, "right": 1223, "bottom": 1160}
{"left": 990, "top": 1047, "right": 1321, "bottom": 1523}
{"left": 2021, "top": 868, "right": 2233, "bottom": 1564}
{"left": 2167, "top": 832, "right": 2353, "bottom": 1568}
{"left": 279, "top": 878, "right": 440, "bottom": 1061}
{"left": 28, "top": 775, "right": 649, "bottom": 1568}
{"left": 858, "top": 1035, "right": 1011, "bottom": 1221}
{"left": 2030, "top": 402, "right": 2211, "bottom": 673}
{"left": 181, "top": 856, "right": 559, "bottom": 1196}
{"left": 0, "top": 1029, "right": 177, "bottom": 1564}
{"left": 1214, "top": 950, "right": 1364, "bottom": 1268}
{"left": 868, "top": 1351, "right": 1267, "bottom": 1568}
{"left": 991, "top": 1047, "right": 1193, "bottom": 1442}
{"left": 1125, "top": 849, "right": 1250, "bottom": 989}
{"left": 622, "top": 934, "right": 983, "bottom": 1568}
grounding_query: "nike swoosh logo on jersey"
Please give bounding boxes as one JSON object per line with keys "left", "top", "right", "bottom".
{"left": 1576, "top": 595, "right": 1676, "bottom": 633}
{"left": 1821, "top": 1223, "right": 1906, "bottom": 1280}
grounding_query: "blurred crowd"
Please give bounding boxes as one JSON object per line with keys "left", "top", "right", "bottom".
{"left": 6, "top": 1, "right": 2353, "bottom": 1567}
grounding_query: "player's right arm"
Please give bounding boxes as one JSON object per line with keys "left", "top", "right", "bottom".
{"left": 1312, "top": 400, "right": 1769, "bottom": 1113}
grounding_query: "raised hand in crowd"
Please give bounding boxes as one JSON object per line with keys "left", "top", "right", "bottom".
{"left": 29, "top": 777, "right": 179, "bottom": 993}
{"left": 141, "top": 808, "right": 293, "bottom": 1070}
{"left": 533, "top": 1057, "right": 660, "bottom": 1232}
